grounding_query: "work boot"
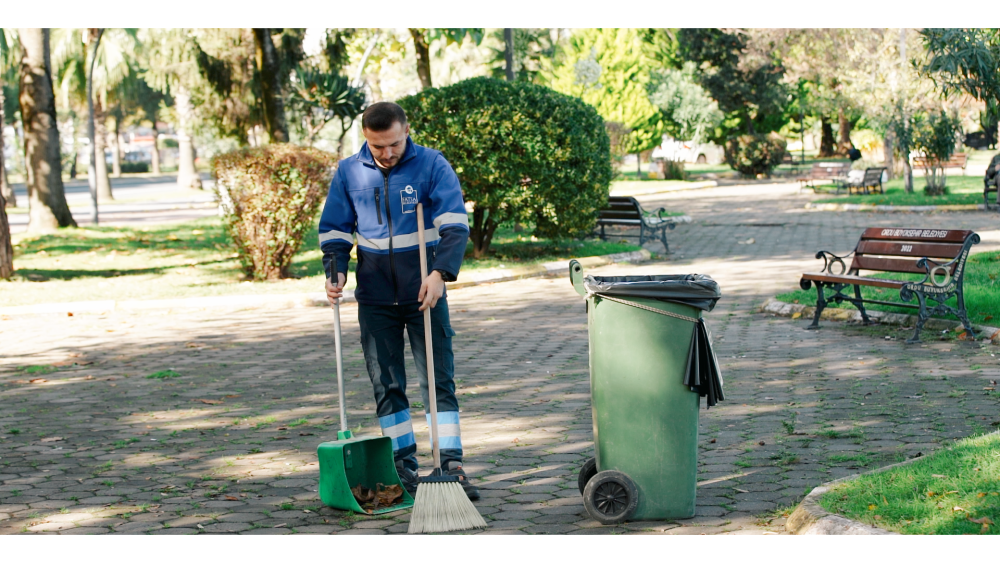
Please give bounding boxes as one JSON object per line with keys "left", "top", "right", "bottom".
{"left": 444, "top": 460, "right": 480, "bottom": 501}
{"left": 395, "top": 460, "right": 419, "bottom": 496}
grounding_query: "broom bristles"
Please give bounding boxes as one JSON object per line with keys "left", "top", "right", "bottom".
{"left": 407, "top": 481, "right": 487, "bottom": 534}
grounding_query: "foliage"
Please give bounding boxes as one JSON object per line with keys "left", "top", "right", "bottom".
{"left": 212, "top": 144, "right": 336, "bottom": 280}
{"left": 398, "top": 76, "right": 613, "bottom": 258}
{"left": 648, "top": 61, "right": 724, "bottom": 142}
{"left": 288, "top": 63, "right": 366, "bottom": 150}
{"left": 544, "top": 28, "right": 663, "bottom": 155}
{"left": 912, "top": 110, "right": 963, "bottom": 195}
{"left": 921, "top": 29, "right": 1000, "bottom": 104}
{"left": 724, "top": 133, "right": 787, "bottom": 177}
{"left": 486, "top": 28, "right": 560, "bottom": 83}
{"left": 604, "top": 121, "right": 632, "bottom": 166}
{"left": 812, "top": 175, "right": 984, "bottom": 206}
{"left": 678, "top": 28, "right": 789, "bottom": 138}
{"left": 819, "top": 431, "right": 1000, "bottom": 535}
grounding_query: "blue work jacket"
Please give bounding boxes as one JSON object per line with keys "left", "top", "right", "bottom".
{"left": 318, "top": 137, "right": 470, "bottom": 306}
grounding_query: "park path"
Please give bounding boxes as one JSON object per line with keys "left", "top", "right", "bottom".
{"left": 2, "top": 182, "right": 999, "bottom": 535}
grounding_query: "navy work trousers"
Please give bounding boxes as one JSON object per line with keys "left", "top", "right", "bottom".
{"left": 357, "top": 298, "right": 463, "bottom": 472}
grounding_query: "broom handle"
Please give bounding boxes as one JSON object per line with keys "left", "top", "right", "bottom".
{"left": 416, "top": 203, "right": 441, "bottom": 471}
{"left": 334, "top": 300, "right": 347, "bottom": 434}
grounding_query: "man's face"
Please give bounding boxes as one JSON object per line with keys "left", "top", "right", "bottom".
{"left": 364, "top": 121, "right": 409, "bottom": 169}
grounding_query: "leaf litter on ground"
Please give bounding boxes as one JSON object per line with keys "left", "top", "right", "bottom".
{"left": 350, "top": 483, "right": 404, "bottom": 513}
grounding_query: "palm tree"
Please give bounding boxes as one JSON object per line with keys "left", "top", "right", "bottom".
{"left": 17, "top": 28, "right": 75, "bottom": 232}
{"left": 51, "top": 28, "right": 136, "bottom": 202}
{"left": 140, "top": 28, "right": 203, "bottom": 190}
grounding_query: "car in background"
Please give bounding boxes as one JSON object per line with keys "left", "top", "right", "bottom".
{"left": 651, "top": 136, "right": 726, "bottom": 165}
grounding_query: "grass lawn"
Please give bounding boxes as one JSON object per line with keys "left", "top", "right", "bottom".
{"left": 819, "top": 431, "right": 1000, "bottom": 535}
{"left": 813, "top": 175, "right": 986, "bottom": 206}
{"left": 776, "top": 250, "right": 1000, "bottom": 325}
{"left": 1, "top": 217, "right": 641, "bottom": 308}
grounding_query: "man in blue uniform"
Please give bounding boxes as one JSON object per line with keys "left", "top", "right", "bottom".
{"left": 319, "top": 101, "right": 478, "bottom": 500}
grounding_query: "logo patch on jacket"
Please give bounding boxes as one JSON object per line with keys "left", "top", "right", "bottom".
{"left": 400, "top": 185, "right": 418, "bottom": 214}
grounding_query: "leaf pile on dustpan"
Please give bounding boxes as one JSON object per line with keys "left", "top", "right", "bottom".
{"left": 684, "top": 318, "right": 725, "bottom": 408}
{"left": 351, "top": 483, "right": 404, "bottom": 513}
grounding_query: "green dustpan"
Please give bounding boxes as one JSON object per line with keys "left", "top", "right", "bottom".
{"left": 317, "top": 300, "right": 413, "bottom": 515}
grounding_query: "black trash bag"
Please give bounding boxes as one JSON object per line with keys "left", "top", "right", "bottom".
{"left": 583, "top": 274, "right": 721, "bottom": 312}
{"left": 684, "top": 318, "right": 725, "bottom": 408}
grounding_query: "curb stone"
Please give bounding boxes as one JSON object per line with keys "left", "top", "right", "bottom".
{"left": 0, "top": 249, "right": 655, "bottom": 317}
{"left": 610, "top": 181, "right": 717, "bottom": 197}
{"left": 787, "top": 456, "right": 930, "bottom": 535}
{"left": 759, "top": 297, "right": 1000, "bottom": 345}
{"left": 805, "top": 202, "right": 990, "bottom": 213}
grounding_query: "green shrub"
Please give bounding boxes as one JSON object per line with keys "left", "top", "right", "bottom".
{"left": 398, "top": 77, "right": 614, "bottom": 258}
{"left": 913, "top": 110, "right": 963, "bottom": 196}
{"left": 114, "top": 162, "right": 150, "bottom": 174}
{"left": 724, "top": 133, "right": 787, "bottom": 177}
{"left": 212, "top": 144, "right": 336, "bottom": 280}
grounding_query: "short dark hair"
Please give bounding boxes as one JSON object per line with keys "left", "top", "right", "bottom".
{"left": 362, "top": 102, "right": 407, "bottom": 132}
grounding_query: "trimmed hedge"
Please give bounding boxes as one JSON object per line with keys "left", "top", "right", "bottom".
{"left": 724, "top": 133, "right": 787, "bottom": 177}
{"left": 212, "top": 144, "right": 336, "bottom": 280}
{"left": 399, "top": 77, "right": 614, "bottom": 258}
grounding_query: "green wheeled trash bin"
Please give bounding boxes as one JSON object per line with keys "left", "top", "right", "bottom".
{"left": 569, "top": 260, "right": 724, "bottom": 525}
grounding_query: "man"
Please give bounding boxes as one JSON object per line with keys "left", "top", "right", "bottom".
{"left": 318, "top": 101, "right": 478, "bottom": 500}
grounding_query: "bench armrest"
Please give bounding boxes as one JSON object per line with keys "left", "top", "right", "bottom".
{"left": 814, "top": 250, "right": 855, "bottom": 275}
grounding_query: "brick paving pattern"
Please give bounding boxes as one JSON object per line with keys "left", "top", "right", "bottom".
{"left": 2, "top": 183, "right": 999, "bottom": 535}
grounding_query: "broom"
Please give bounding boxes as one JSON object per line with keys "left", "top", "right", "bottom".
{"left": 408, "top": 203, "right": 487, "bottom": 534}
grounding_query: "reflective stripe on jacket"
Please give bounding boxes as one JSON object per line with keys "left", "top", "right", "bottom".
{"left": 318, "top": 137, "right": 470, "bottom": 305}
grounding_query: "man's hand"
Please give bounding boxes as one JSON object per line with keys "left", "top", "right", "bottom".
{"left": 326, "top": 272, "right": 347, "bottom": 306}
{"left": 418, "top": 270, "right": 445, "bottom": 311}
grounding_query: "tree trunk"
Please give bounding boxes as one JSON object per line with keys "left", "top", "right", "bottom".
{"left": 252, "top": 28, "right": 289, "bottom": 144}
{"left": 174, "top": 84, "right": 202, "bottom": 190}
{"left": 18, "top": 28, "right": 76, "bottom": 232}
{"left": 68, "top": 117, "right": 79, "bottom": 180}
{"left": 837, "top": 108, "right": 853, "bottom": 154}
{"left": 0, "top": 77, "right": 16, "bottom": 208}
{"left": 903, "top": 160, "right": 913, "bottom": 194}
{"left": 882, "top": 132, "right": 895, "bottom": 180}
{"left": 469, "top": 205, "right": 499, "bottom": 259}
{"left": 818, "top": 117, "right": 835, "bottom": 157}
{"left": 0, "top": 189, "right": 12, "bottom": 279}
{"left": 409, "top": 28, "right": 432, "bottom": 90}
{"left": 150, "top": 117, "right": 161, "bottom": 175}
{"left": 111, "top": 114, "right": 122, "bottom": 177}
{"left": 92, "top": 96, "right": 113, "bottom": 201}
{"left": 504, "top": 28, "right": 515, "bottom": 82}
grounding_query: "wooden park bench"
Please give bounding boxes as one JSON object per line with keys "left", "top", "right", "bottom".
{"left": 595, "top": 196, "right": 687, "bottom": 254}
{"left": 840, "top": 167, "right": 887, "bottom": 195}
{"left": 912, "top": 153, "right": 968, "bottom": 174}
{"left": 799, "top": 227, "right": 981, "bottom": 343}
{"left": 797, "top": 162, "right": 851, "bottom": 192}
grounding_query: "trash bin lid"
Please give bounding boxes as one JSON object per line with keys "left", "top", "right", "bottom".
{"left": 583, "top": 274, "right": 721, "bottom": 311}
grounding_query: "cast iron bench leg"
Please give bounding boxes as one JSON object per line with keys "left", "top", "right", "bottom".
{"left": 807, "top": 282, "right": 826, "bottom": 329}
{"left": 907, "top": 292, "right": 930, "bottom": 344}
{"left": 853, "top": 284, "right": 874, "bottom": 325}
{"left": 956, "top": 286, "right": 977, "bottom": 339}
{"left": 660, "top": 226, "right": 670, "bottom": 254}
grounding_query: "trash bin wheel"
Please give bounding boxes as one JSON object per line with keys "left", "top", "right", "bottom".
{"left": 578, "top": 457, "right": 598, "bottom": 495}
{"left": 583, "top": 470, "right": 639, "bottom": 525}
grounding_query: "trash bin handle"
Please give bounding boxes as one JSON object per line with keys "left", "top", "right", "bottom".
{"left": 590, "top": 292, "right": 700, "bottom": 323}
{"left": 569, "top": 259, "right": 587, "bottom": 297}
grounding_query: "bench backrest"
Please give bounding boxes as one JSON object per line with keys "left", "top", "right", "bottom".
{"left": 600, "top": 196, "right": 643, "bottom": 220}
{"left": 862, "top": 167, "right": 885, "bottom": 184}
{"left": 850, "top": 228, "right": 974, "bottom": 275}
{"left": 913, "top": 153, "right": 968, "bottom": 169}
{"left": 811, "top": 162, "right": 850, "bottom": 177}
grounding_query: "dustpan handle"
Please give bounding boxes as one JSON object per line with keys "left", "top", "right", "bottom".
{"left": 416, "top": 203, "right": 441, "bottom": 471}
{"left": 334, "top": 298, "right": 347, "bottom": 434}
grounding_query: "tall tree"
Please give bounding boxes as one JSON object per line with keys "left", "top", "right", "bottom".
{"left": 1, "top": 29, "right": 18, "bottom": 208}
{"left": 407, "top": 28, "right": 484, "bottom": 90}
{"left": 545, "top": 28, "right": 664, "bottom": 161}
{"left": 252, "top": 29, "right": 289, "bottom": 143}
{"left": 0, "top": 187, "right": 11, "bottom": 279}
{"left": 288, "top": 64, "right": 365, "bottom": 153}
{"left": 141, "top": 28, "right": 203, "bottom": 189}
{"left": 503, "top": 29, "right": 515, "bottom": 81}
{"left": 18, "top": 28, "right": 75, "bottom": 231}
{"left": 921, "top": 28, "right": 1000, "bottom": 142}
{"left": 487, "top": 28, "right": 561, "bottom": 84}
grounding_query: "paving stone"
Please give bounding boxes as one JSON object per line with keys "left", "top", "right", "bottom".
{"left": 58, "top": 526, "right": 111, "bottom": 535}
{"left": 239, "top": 527, "right": 293, "bottom": 535}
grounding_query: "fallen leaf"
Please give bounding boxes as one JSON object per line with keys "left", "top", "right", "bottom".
{"left": 84, "top": 375, "right": 94, "bottom": 380}
{"left": 927, "top": 491, "right": 937, "bottom": 497}
{"left": 932, "top": 474, "right": 947, "bottom": 478}
{"left": 196, "top": 524, "right": 204, "bottom": 529}
{"left": 868, "top": 504, "right": 877, "bottom": 510}
{"left": 239, "top": 493, "right": 247, "bottom": 498}
{"left": 276, "top": 427, "right": 288, "bottom": 431}
{"left": 51, "top": 361, "right": 74, "bottom": 367}
{"left": 511, "top": 438, "right": 519, "bottom": 444}
{"left": 303, "top": 509, "right": 311, "bottom": 513}
{"left": 758, "top": 441, "right": 765, "bottom": 446}
{"left": 968, "top": 516, "right": 992, "bottom": 525}
{"left": 978, "top": 493, "right": 987, "bottom": 498}
{"left": 874, "top": 515, "right": 882, "bottom": 520}
{"left": 67, "top": 312, "right": 74, "bottom": 317}
{"left": 953, "top": 506, "right": 965, "bottom": 512}
{"left": 299, "top": 432, "right": 314, "bottom": 436}
{"left": 734, "top": 488, "right": 749, "bottom": 493}
{"left": 29, "top": 378, "right": 47, "bottom": 384}
{"left": 40, "top": 437, "right": 64, "bottom": 443}
{"left": 273, "top": 523, "right": 286, "bottom": 528}
{"left": 984, "top": 387, "right": 996, "bottom": 391}
{"left": 273, "top": 436, "right": 288, "bottom": 441}
{"left": 194, "top": 399, "right": 223, "bottom": 405}
{"left": 709, "top": 438, "right": 717, "bottom": 444}
{"left": 945, "top": 490, "right": 959, "bottom": 495}
{"left": 224, "top": 495, "right": 239, "bottom": 501}
{"left": 791, "top": 312, "right": 803, "bottom": 320}
{"left": 109, "top": 383, "right": 116, "bottom": 387}
{"left": 224, "top": 394, "right": 240, "bottom": 399}
{"left": 12, "top": 380, "right": 29, "bottom": 384}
